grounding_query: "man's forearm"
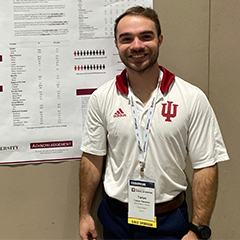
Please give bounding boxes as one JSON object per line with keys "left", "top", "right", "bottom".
{"left": 79, "top": 152, "right": 104, "bottom": 216}
{"left": 191, "top": 164, "right": 218, "bottom": 226}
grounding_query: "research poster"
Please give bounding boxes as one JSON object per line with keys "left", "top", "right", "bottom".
{"left": 0, "top": 0, "right": 153, "bottom": 164}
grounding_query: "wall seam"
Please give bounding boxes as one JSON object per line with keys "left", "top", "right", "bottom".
{"left": 208, "top": 0, "right": 211, "bottom": 98}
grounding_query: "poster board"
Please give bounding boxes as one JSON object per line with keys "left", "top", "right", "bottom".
{"left": 0, "top": 0, "right": 153, "bottom": 164}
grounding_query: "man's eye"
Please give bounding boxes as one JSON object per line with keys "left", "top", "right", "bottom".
{"left": 142, "top": 35, "right": 152, "bottom": 40}
{"left": 121, "top": 37, "right": 132, "bottom": 43}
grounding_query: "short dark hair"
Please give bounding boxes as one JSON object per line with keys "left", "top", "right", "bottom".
{"left": 114, "top": 6, "right": 161, "bottom": 41}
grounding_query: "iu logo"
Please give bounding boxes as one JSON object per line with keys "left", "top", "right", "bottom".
{"left": 161, "top": 101, "right": 179, "bottom": 122}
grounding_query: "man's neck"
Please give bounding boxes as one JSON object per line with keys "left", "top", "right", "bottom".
{"left": 127, "top": 65, "right": 160, "bottom": 106}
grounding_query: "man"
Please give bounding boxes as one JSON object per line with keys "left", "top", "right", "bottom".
{"left": 79, "top": 6, "right": 229, "bottom": 240}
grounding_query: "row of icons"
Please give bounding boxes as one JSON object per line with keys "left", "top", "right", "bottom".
{"left": 74, "top": 64, "right": 106, "bottom": 71}
{"left": 74, "top": 49, "right": 105, "bottom": 56}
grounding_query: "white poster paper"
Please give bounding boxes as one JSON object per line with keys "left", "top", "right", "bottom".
{"left": 0, "top": 0, "right": 153, "bottom": 164}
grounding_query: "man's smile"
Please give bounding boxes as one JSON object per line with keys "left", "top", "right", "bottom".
{"left": 130, "top": 53, "right": 148, "bottom": 59}
{"left": 132, "top": 54, "right": 145, "bottom": 58}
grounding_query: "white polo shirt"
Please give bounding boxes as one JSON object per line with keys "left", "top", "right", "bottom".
{"left": 81, "top": 66, "right": 229, "bottom": 203}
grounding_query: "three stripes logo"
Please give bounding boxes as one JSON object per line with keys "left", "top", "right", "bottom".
{"left": 113, "top": 108, "right": 126, "bottom": 118}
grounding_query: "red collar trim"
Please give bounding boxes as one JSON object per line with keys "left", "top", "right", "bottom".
{"left": 115, "top": 66, "right": 175, "bottom": 94}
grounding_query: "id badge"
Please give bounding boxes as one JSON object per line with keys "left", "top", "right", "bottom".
{"left": 128, "top": 177, "right": 156, "bottom": 228}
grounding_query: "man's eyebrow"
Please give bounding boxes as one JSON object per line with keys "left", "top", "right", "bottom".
{"left": 118, "top": 30, "right": 155, "bottom": 39}
{"left": 140, "top": 30, "right": 155, "bottom": 35}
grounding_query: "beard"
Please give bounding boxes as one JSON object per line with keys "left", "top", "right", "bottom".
{"left": 119, "top": 48, "right": 159, "bottom": 73}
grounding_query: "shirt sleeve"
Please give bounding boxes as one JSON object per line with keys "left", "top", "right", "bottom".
{"left": 187, "top": 90, "right": 229, "bottom": 169}
{"left": 80, "top": 91, "right": 107, "bottom": 156}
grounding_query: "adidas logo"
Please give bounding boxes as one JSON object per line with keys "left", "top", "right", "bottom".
{"left": 113, "top": 108, "right": 127, "bottom": 118}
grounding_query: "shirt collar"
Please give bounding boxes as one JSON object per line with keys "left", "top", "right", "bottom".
{"left": 115, "top": 66, "right": 175, "bottom": 94}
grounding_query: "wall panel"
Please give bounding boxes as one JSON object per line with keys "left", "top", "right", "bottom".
{"left": 0, "top": 161, "right": 80, "bottom": 239}
{"left": 155, "top": 0, "right": 210, "bottom": 94}
{"left": 209, "top": 0, "right": 240, "bottom": 238}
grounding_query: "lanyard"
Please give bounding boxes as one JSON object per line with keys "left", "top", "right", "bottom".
{"left": 128, "top": 82, "right": 159, "bottom": 177}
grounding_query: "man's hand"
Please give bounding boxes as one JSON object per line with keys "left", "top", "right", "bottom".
{"left": 79, "top": 214, "right": 98, "bottom": 240}
{"left": 182, "top": 230, "right": 199, "bottom": 240}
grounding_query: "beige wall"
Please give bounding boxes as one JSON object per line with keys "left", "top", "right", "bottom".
{"left": 155, "top": 0, "right": 239, "bottom": 239}
{"left": 0, "top": 1, "right": 239, "bottom": 239}
{"left": 208, "top": 1, "right": 240, "bottom": 238}
{"left": 0, "top": 162, "right": 80, "bottom": 239}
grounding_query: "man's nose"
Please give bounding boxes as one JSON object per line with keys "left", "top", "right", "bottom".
{"left": 130, "top": 37, "right": 144, "bottom": 50}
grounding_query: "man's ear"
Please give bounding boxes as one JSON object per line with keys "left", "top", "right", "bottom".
{"left": 158, "top": 34, "right": 163, "bottom": 47}
{"left": 114, "top": 39, "right": 118, "bottom": 49}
